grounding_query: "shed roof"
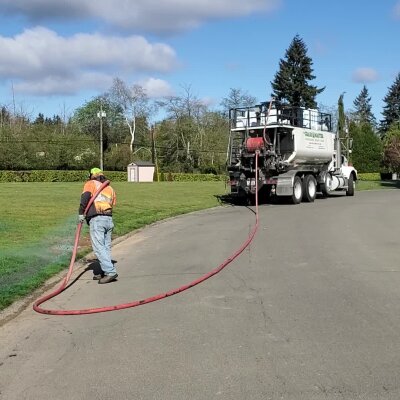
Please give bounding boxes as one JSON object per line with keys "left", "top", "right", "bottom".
{"left": 129, "top": 161, "right": 155, "bottom": 167}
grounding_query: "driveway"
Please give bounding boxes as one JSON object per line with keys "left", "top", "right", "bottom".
{"left": 1, "top": 190, "right": 400, "bottom": 400}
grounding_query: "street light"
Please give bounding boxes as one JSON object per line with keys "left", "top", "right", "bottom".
{"left": 97, "top": 103, "right": 106, "bottom": 170}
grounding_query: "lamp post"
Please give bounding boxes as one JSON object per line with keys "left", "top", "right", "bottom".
{"left": 97, "top": 102, "right": 106, "bottom": 170}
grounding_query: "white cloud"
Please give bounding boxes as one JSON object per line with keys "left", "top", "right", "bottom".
{"left": 351, "top": 68, "right": 379, "bottom": 83}
{"left": 0, "top": 0, "right": 282, "bottom": 34}
{"left": 138, "top": 78, "right": 174, "bottom": 98}
{"left": 0, "top": 27, "right": 178, "bottom": 95}
{"left": 14, "top": 72, "right": 113, "bottom": 96}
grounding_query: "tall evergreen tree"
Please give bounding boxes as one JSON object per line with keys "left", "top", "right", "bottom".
{"left": 271, "top": 34, "right": 324, "bottom": 108}
{"left": 338, "top": 93, "right": 346, "bottom": 138}
{"left": 33, "top": 113, "right": 45, "bottom": 125}
{"left": 352, "top": 85, "right": 376, "bottom": 127}
{"left": 380, "top": 72, "right": 400, "bottom": 134}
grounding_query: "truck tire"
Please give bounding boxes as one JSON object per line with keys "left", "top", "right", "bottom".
{"left": 346, "top": 174, "right": 355, "bottom": 196}
{"left": 302, "top": 174, "right": 317, "bottom": 202}
{"left": 320, "top": 172, "right": 331, "bottom": 197}
{"left": 291, "top": 176, "right": 303, "bottom": 204}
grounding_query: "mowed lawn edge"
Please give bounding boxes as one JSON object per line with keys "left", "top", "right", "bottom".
{"left": 1, "top": 181, "right": 227, "bottom": 311}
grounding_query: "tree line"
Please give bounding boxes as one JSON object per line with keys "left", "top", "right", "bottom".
{"left": 1, "top": 34, "right": 399, "bottom": 174}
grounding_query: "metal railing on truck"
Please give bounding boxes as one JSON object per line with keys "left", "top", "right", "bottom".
{"left": 229, "top": 102, "right": 332, "bottom": 132}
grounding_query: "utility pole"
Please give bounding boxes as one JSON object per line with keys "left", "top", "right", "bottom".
{"left": 11, "top": 81, "right": 16, "bottom": 133}
{"left": 337, "top": 92, "right": 346, "bottom": 169}
{"left": 97, "top": 101, "right": 106, "bottom": 170}
{"left": 150, "top": 124, "right": 160, "bottom": 182}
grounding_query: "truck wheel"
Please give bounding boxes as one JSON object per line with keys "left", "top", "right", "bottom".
{"left": 320, "top": 172, "right": 331, "bottom": 197}
{"left": 346, "top": 174, "right": 355, "bottom": 196}
{"left": 291, "top": 176, "right": 303, "bottom": 204}
{"left": 302, "top": 174, "right": 317, "bottom": 202}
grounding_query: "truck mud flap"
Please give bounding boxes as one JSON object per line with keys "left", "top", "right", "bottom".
{"left": 275, "top": 171, "right": 297, "bottom": 196}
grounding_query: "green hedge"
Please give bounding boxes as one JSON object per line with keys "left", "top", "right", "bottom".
{"left": 3, "top": 170, "right": 393, "bottom": 183}
{"left": 0, "top": 170, "right": 127, "bottom": 182}
{"left": 357, "top": 172, "right": 381, "bottom": 181}
{"left": 0, "top": 170, "right": 227, "bottom": 183}
{"left": 157, "top": 172, "right": 226, "bottom": 182}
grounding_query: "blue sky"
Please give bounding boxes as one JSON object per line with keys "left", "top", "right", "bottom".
{"left": 0, "top": 0, "right": 399, "bottom": 122}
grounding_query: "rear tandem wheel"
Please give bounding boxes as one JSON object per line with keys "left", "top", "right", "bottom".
{"left": 302, "top": 174, "right": 317, "bottom": 202}
{"left": 291, "top": 176, "right": 303, "bottom": 204}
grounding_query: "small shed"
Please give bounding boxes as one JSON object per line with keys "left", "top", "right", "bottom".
{"left": 127, "top": 161, "right": 155, "bottom": 182}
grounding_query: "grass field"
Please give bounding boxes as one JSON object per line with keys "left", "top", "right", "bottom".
{"left": 356, "top": 179, "right": 400, "bottom": 191}
{"left": 1, "top": 179, "right": 399, "bottom": 311}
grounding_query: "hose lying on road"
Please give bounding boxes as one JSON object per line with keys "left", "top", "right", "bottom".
{"left": 33, "top": 154, "right": 260, "bottom": 315}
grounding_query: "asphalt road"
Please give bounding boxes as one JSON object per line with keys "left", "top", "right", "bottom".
{"left": 1, "top": 190, "right": 400, "bottom": 400}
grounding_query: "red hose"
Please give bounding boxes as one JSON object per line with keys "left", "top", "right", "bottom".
{"left": 33, "top": 156, "right": 260, "bottom": 315}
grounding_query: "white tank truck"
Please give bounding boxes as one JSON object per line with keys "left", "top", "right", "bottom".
{"left": 226, "top": 100, "right": 357, "bottom": 204}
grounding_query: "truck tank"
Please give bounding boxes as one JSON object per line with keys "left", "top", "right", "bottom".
{"left": 283, "top": 128, "right": 335, "bottom": 166}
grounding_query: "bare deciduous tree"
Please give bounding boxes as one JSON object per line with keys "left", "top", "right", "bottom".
{"left": 157, "top": 84, "right": 207, "bottom": 164}
{"left": 220, "top": 88, "right": 257, "bottom": 116}
{"left": 108, "top": 78, "right": 151, "bottom": 152}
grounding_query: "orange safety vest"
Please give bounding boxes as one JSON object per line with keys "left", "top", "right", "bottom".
{"left": 81, "top": 180, "right": 116, "bottom": 218}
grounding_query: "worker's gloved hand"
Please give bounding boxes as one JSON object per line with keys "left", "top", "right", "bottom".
{"left": 78, "top": 215, "right": 85, "bottom": 224}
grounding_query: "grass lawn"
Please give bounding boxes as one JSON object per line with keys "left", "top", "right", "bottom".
{"left": 1, "top": 181, "right": 227, "bottom": 310}
{"left": 356, "top": 179, "right": 400, "bottom": 191}
{"left": 1, "top": 179, "right": 399, "bottom": 311}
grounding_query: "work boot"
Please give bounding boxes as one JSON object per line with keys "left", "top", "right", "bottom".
{"left": 92, "top": 274, "right": 104, "bottom": 280}
{"left": 98, "top": 274, "right": 118, "bottom": 284}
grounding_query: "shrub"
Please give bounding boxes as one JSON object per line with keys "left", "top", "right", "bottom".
{"left": 357, "top": 172, "right": 381, "bottom": 181}
{"left": 158, "top": 173, "right": 226, "bottom": 182}
{"left": 0, "top": 170, "right": 126, "bottom": 182}
{"left": 350, "top": 122, "right": 383, "bottom": 172}
{"left": 0, "top": 170, "right": 226, "bottom": 183}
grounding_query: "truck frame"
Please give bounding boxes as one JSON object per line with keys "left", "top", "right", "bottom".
{"left": 227, "top": 100, "right": 357, "bottom": 204}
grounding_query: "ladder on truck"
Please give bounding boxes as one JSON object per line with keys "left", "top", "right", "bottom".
{"left": 228, "top": 131, "right": 242, "bottom": 166}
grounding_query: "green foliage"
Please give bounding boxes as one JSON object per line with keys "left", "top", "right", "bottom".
{"left": 103, "top": 171, "right": 127, "bottom": 182}
{"left": 382, "top": 125, "right": 400, "bottom": 172}
{"left": 155, "top": 109, "right": 228, "bottom": 174}
{"left": 352, "top": 85, "right": 376, "bottom": 127}
{"left": 380, "top": 72, "right": 400, "bottom": 134}
{"left": 338, "top": 94, "right": 346, "bottom": 138}
{"left": 158, "top": 173, "right": 226, "bottom": 182}
{"left": 0, "top": 170, "right": 127, "bottom": 182}
{"left": 0, "top": 122, "right": 99, "bottom": 170}
{"left": 104, "top": 144, "right": 132, "bottom": 171}
{"left": 71, "top": 96, "right": 126, "bottom": 142}
{"left": 270, "top": 34, "right": 324, "bottom": 108}
{"left": 0, "top": 169, "right": 227, "bottom": 183}
{"left": 357, "top": 172, "right": 381, "bottom": 181}
{"left": 349, "top": 122, "right": 383, "bottom": 172}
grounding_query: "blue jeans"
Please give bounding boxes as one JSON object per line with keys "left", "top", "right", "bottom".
{"left": 89, "top": 216, "right": 116, "bottom": 276}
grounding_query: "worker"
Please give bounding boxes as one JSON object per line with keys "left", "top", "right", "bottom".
{"left": 78, "top": 168, "right": 118, "bottom": 284}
